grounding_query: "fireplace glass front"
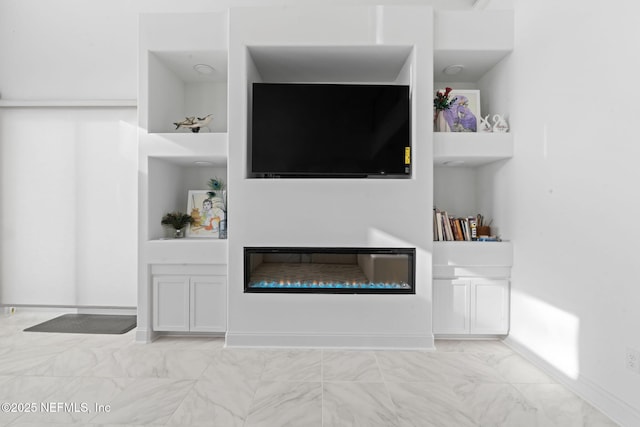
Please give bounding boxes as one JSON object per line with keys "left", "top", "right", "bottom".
{"left": 244, "top": 247, "right": 415, "bottom": 294}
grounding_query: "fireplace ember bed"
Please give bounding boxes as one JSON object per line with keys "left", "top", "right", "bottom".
{"left": 244, "top": 247, "right": 415, "bottom": 294}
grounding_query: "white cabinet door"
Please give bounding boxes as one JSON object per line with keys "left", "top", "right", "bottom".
{"left": 433, "top": 278, "right": 509, "bottom": 335}
{"left": 470, "top": 279, "right": 509, "bottom": 334}
{"left": 190, "top": 276, "right": 226, "bottom": 332}
{"left": 433, "top": 279, "right": 469, "bottom": 334}
{"left": 153, "top": 276, "right": 190, "bottom": 331}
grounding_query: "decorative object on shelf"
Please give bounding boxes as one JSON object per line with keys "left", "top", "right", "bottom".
{"left": 219, "top": 218, "right": 227, "bottom": 240}
{"left": 187, "top": 190, "right": 226, "bottom": 238}
{"left": 433, "top": 87, "right": 455, "bottom": 132}
{"left": 477, "top": 226, "right": 491, "bottom": 237}
{"left": 208, "top": 177, "right": 227, "bottom": 239}
{"left": 480, "top": 115, "right": 493, "bottom": 132}
{"left": 161, "top": 212, "right": 194, "bottom": 239}
{"left": 433, "top": 210, "right": 500, "bottom": 242}
{"left": 206, "top": 176, "right": 225, "bottom": 198}
{"left": 445, "top": 89, "right": 480, "bottom": 132}
{"left": 173, "top": 114, "right": 213, "bottom": 133}
{"left": 492, "top": 114, "right": 509, "bottom": 133}
{"left": 434, "top": 110, "right": 450, "bottom": 133}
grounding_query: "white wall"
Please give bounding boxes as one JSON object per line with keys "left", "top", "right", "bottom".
{"left": 0, "top": 107, "right": 138, "bottom": 306}
{"left": 497, "top": 0, "right": 640, "bottom": 423}
{"left": 0, "top": 0, "right": 231, "bottom": 101}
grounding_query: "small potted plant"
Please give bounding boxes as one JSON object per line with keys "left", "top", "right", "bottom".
{"left": 161, "top": 211, "right": 194, "bottom": 238}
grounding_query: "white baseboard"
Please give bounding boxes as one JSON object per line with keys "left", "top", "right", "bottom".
{"left": 1, "top": 305, "right": 136, "bottom": 316}
{"left": 135, "top": 327, "right": 155, "bottom": 343}
{"left": 225, "top": 332, "right": 434, "bottom": 350}
{"left": 504, "top": 336, "right": 640, "bottom": 427}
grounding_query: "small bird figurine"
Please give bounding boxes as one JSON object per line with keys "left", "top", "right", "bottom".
{"left": 173, "top": 114, "right": 213, "bottom": 133}
{"left": 492, "top": 114, "right": 509, "bottom": 133}
{"left": 480, "top": 115, "right": 492, "bottom": 132}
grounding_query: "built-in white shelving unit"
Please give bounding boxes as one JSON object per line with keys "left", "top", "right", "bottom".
{"left": 433, "top": 9, "right": 514, "bottom": 235}
{"left": 432, "top": 10, "right": 514, "bottom": 337}
{"left": 134, "top": 6, "right": 515, "bottom": 344}
{"left": 137, "top": 12, "right": 229, "bottom": 343}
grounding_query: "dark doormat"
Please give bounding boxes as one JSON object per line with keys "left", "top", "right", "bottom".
{"left": 24, "top": 314, "right": 137, "bottom": 334}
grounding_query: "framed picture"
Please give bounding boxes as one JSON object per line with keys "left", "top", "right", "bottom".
{"left": 443, "top": 89, "right": 481, "bottom": 132}
{"left": 186, "top": 190, "right": 226, "bottom": 238}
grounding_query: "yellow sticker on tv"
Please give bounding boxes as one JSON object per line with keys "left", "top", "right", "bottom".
{"left": 404, "top": 147, "right": 411, "bottom": 165}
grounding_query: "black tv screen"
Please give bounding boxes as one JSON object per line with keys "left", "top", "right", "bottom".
{"left": 250, "top": 83, "right": 411, "bottom": 178}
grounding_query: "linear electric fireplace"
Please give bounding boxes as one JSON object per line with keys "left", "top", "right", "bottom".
{"left": 244, "top": 247, "right": 415, "bottom": 294}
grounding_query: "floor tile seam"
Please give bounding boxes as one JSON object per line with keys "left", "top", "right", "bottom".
{"left": 251, "top": 353, "right": 269, "bottom": 384}
{"left": 161, "top": 377, "right": 200, "bottom": 426}
{"left": 243, "top": 368, "right": 269, "bottom": 427}
{"left": 65, "top": 374, "right": 144, "bottom": 382}
{"left": 508, "top": 381, "right": 596, "bottom": 415}
{"left": 321, "top": 349, "right": 324, "bottom": 427}
{"left": 185, "top": 379, "right": 255, "bottom": 425}
{"left": 1, "top": 369, "right": 114, "bottom": 379}
{"left": 322, "top": 378, "right": 400, "bottom": 386}
{"left": 371, "top": 351, "right": 388, "bottom": 384}
{"left": 243, "top": 381, "right": 324, "bottom": 427}
{"left": 107, "top": 377, "right": 198, "bottom": 416}
{"left": 67, "top": 343, "right": 137, "bottom": 350}
{"left": 257, "top": 377, "right": 322, "bottom": 383}
{"left": 460, "top": 377, "right": 511, "bottom": 385}
{"left": 119, "top": 372, "right": 209, "bottom": 381}
{"left": 370, "top": 350, "right": 405, "bottom": 424}
{"left": 1, "top": 344, "right": 72, "bottom": 353}
{"left": 442, "top": 352, "right": 517, "bottom": 385}
{"left": 507, "top": 381, "right": 559, "bottom": 388}
{"left": 27, "top": 375, "right": 86, "bottom": 408}
{"left": 390, "top": 379, "right": 511, "bottom": 424}
{"left": 188, "top": 354, "right": 220, "bottom": 381}
{"left": 320, "top": 348, "right": 324, "bottom": 383}
{"left": 502, "top": 381, "right": 545, "bottom": 413}
{"left": 320, "top": 381, "right": 393, "bottom": 427}
{"left": 380, "top": 376, "right": 512, "bottom": 386}
{"left": 483, "top": 368, "right": 534, "bottom": 385}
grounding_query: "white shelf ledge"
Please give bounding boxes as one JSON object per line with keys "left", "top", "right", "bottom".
{"left": 433, "top": 240, "right": 512, "bottom": 266}
{"left": 433, "top": 240, "right": 513, "bottom": 279}
{"left": 140, "top": 132, "right": 228, "bottom": 165}
{"left": 434, "top": 132, "right": 513, "bottom": 166}
{"left": 0, "top": 99, "right": 137, "bottom": 108}
{"left": 145, "top": 238, "right": 228, "bottom": 264}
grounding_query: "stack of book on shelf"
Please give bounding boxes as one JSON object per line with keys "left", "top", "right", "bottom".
{"left": 433, "top": 209, "right": 493, "bottom": 241}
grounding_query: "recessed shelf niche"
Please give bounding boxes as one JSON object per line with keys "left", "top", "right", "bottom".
{"left": 432, "top": 10, "right": 514, "bottom": 241}
{"left": 147, "top": 155, "right": 227, "bottom": 241}
{"left": 147, "top": 50, "right": 228, "bottom": 134}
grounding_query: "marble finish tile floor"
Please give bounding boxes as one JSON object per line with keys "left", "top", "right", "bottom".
{"left": 0, "top": 312, "right": 620, "bottom": 426}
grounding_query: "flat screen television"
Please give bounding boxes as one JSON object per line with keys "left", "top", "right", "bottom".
{"left": 250, "top": 83, "right": 411, "bottom": 178}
